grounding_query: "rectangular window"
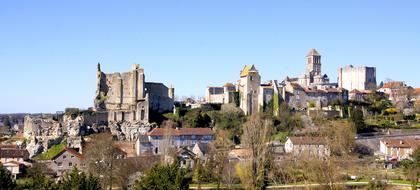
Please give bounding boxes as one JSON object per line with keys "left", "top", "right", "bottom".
{"left": 63, "top": 155, "right": 66, "bottom": 159}
{"left": 57, "top": 162, "right": 62, "bottom": 167}
{"left": 69, "top": 162, "right": 73, "bottom": 167}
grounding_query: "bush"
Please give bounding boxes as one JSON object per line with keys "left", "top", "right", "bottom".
{"left": 384, "top": 107, "right": 398, "bottom": 115}
{"left": 134, "top": 162, "right": 191, "bottom": 190}
{"left": 0, "top": 164, "right": 16, "bottom": 190}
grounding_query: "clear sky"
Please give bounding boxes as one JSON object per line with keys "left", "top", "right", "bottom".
{"left": 1, "top": 0, "right": 419, "bottom": 113}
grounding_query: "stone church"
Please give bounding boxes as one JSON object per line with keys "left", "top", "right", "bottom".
{"left": 297, "top": 49, "right": 330, "bottom": 87}
{"left": 94, "top": 63, "right": 174, "bottom": 123}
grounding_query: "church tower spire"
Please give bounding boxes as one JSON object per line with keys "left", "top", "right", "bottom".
{"left": 306, "top": 48, "right": 321, "bottom": 76}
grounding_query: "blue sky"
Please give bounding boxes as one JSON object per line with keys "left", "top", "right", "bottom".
{"left": 1, "top": 0, "right": 419, "bottom": 113}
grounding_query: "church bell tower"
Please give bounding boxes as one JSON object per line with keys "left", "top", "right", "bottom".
{"left": 306, "top": 48, "right": 321, "bottom": 76}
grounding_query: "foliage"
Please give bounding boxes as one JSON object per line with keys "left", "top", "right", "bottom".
{"left": 350, "top": 108, "right": 368, "bottom": 133}
{"left": 181, "top": 109, "right": 212, "bottom": 128}
{"left": 369, "top": 99, "right": 392, "bottom": 114}
{"left": 273, "top": 93, "right": 280, "bottom": 116}
{"left": 275, "top": 103, "right": 303, "bottom": 132}
{"left": 0, "top": 164, "right": 16, "bottom": 190}
{"left": 384, "top": 107, "right": 398, "bottom": 115}
{"left": 209, "top": 104, "right": 246, "bottom": 144}
{"left": 96, "top": 95, "right": 108, "bottom": 104}
{"left": 133, "top": 162, "right": 192, "bottom": 190}
{"left": 328, "top": 98, "right": 343, "bottom": 107}
{"left": 193, "top": 159, "right": 205, "bottom": 188}
{"left": 65, "top": 108, "right": 81, "bottom": 119}
{"left": 61, "top": 167, "right": 101, "bottom": 190}
{"left": 33, "top": 141, "right": 66, "bottom": 160}
{"left": 233, "top": 92, "right": 240, "bottom": 107}
{"left": 16, "top": 163, "right": 58, "bottom": 190}
{"left": 211, "top": 130, "right": 235, "bottom": 188}
{"left": 2, "top": 117, "right": 11, "bottom": 128}
{"left": 366, "top": 180, "right": 387, "bottom": 190}
{"left": 240, "top": 115, "right": 273, "bottom": 190}
{"left": 32, "top": 141, "right": 66, "bottom": 160}
{"left": 400, "top": 148, "right": 420, "bottom": 189}
{"left": 308, "top": 101, "right": 316, "bottom": 108}
{"left": 85, "top": 133, "right": 121, "bottom": 189}
{"left": 323, "top": 120, "right": 356, "bottom": 156}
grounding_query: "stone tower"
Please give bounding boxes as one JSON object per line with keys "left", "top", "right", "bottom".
{"left": 239, "top": 65, "right": 261, "bottom": 115}
{"left": 168, "top": 84, "right": 175, "bottom": 100}
{"left": 306, "top": 48, "right": 322, "bottom": 77}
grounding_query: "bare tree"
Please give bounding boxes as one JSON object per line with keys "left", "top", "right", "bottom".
{"left": 161, "top": 120, "right": 177, "bottom": 164}
{"left": 212, "top": 130, "right": 234, "bottom": 189}
{"left": 85, "top": 133, "right": 121, "bottom": 190}
{"left": 240, "top": 115, "right": 273, "bottom": 190}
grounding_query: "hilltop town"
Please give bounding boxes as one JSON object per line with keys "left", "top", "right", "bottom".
{"left": 1, "top": 49, "right": 420, "bottom": 189}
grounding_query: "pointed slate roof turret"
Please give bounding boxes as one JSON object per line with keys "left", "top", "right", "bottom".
{"left": 240, "top": 64, "right": 257, "bottom": 77}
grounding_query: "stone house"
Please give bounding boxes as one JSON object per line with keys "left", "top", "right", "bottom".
{"left": 282, "top": 79, "right": 348, "bottom": 110}
{"left": 138, "top": 127, "right": 214, "bottom": 155}
{"left": 205, "top": 83, "right": 237, "bottom": 104}
{"left": 0, "top": 146, "right": 30, "bottom": 179}
{"left": 380, "top": 139, "right": 420, "bottom": 161}
{"left": 228, "top": 148, "right": 251, "bottom": 162}
{"left": 377, "top": 81, "right": 410, "bottom": 106}
{"left": 46, "top": 147, "right": 86, "bottom": 177}
{"left": 192, "top": 142, "right": 214, "bottom": 162}
{"left": 285, "top": 136, "right": 330, "bottom": 159}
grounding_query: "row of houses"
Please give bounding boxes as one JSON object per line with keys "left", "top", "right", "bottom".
{"left": 380, "top": 138, "right": 420, "bottom": 161}
{"left": 0, "top": 127, "right": 215, "bottom": 178}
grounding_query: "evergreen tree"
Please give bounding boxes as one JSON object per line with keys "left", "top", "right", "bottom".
{"left": 134, "top": 162, "right": 191, "bottom": 190}
{"left": 61, "top": 167, "right": 101, "bottom": 190}
{"left": 0, "top": 164, "right": 16, "bottom": 190}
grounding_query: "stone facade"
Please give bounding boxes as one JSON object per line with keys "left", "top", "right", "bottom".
{"left": 282, "top": 79, "right": 348, "bottom": 110}
{"left": 285, "top": 136, "right": 330, "bottom": 158}
{"left": 94, "top": 63, "right": 174, "bottom": 123}
{"left": 380, "top": 139, "right": 420, "bottom": 161}
{"left": 338, "top": 65, "right": 377, "bottom": 91}
{"left": 203, "top": 65, "right": 281, "bottom": 115}
{"left": 137, "top": 128, "right": 214, "bottom": 155}
{"left": 205, "top": 84, "right": 237, "bottom": 104}
{"left": 239, "top": 65, "right": 261, "bottom": 115}
{"left": 46, "top": 148, "right": 86, "bottom": 177}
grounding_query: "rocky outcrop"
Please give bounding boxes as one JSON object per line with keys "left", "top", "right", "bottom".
{"left": 108, "top": 121, "right": 156, "bottom": 141}
{"left": 24, "top": 115, "right": 62, "bottom": 139}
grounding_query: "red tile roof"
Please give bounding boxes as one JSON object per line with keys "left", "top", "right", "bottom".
{"left": 52, "top": 147, "right": 84, "bottom": 160}
{"left": 148, "top": 128, "right": 214, "bottom": 137}
{"left": 0, "top": 149, "right": 29, "bottom": 159}
{"left": 381, "top": 139, "right": 420, "bottom": 149}
{"left": 383, "top": 82, "right": 405, "bottom": 89}
{"left": 0, "top": 144, "right": 18, "bottom": 149}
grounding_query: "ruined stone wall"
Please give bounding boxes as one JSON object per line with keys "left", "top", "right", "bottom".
{"left": 145, "top": 82, "right": 174, "bottom": 113}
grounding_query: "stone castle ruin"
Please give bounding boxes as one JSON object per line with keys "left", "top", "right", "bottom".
{"left": 94, "top": 63, "right": 174, "bottom": 123}
{"left": 22, "top": 64, "right": 174, "bottom": 157}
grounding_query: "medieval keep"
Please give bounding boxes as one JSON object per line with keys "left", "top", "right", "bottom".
{"left": 94, "top": 63, "right": 174, "bottom": 123}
